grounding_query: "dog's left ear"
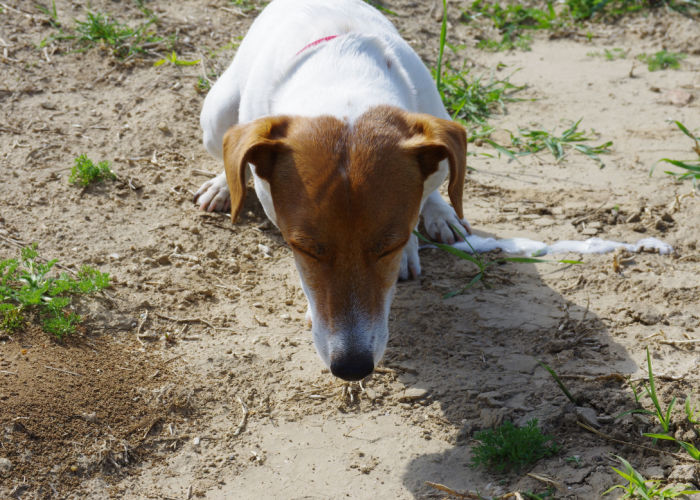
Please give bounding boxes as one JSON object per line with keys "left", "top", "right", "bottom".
{"left": 222, "top": 116, "right": 292, "bottom": 222}
{"left": 400, "top": 114, "right": 467, "bottom": 219}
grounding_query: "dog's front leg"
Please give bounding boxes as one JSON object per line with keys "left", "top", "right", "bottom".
{"left": 399, "top": 232, "right": 420, "bottom": 280}
{"left": 421, "top": 191, "right": 471, "bottom": 244}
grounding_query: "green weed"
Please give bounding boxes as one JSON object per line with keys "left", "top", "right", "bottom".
{"left": 436, "top": 65, "right": 526, "bottom": 126}
{"left": 69, "top": 154, "right": 116, "bottom": 187}
{"left": 75, "top": 11, "right": 161, "bottom": 58}
{"left": 539, "top": 361, "right": 579, "bottom": 405}
{"left": 587, "top": 47, "right": 627, "bottom": 60}
{"left": 604, "top": 455, "right": 699, "bottom": 498}
{"left": 195, "top": 76, "right": 212, "bottom": 94}
{"left": 466, "top": 0, "right": 559, "bottom": 52}
{"left": 632, "top": 348, "right": 700, "bottom": 462}
{"left": 637, "top": 50, "right": 687, "bottom": 71}
{"left": 230, "top": 0, "right": 259, "bottom": 12}
{"left": 491, "top": 119, "right": 612, "bottom": 167}
{"left": 643, "top": 433, "right": 700, "bottom": 461}
{"left": 364, "top": 0, "right": 398, "bottom": 16}
{"left": 524, "top": 490, "right": 555, "bottom": 500}
{"left": 436, "top": 0, "right": 526, "bottom": 129}
{"left": 685, "top": 395, "right": 699, "bottom": 425}
{"left": 0, "top": 244, "right": 110, "bottom": 340}
{"left": 154, "top": 51, "right": 200, "bottom": 67}
{"left": 35, "top": 0, "right": 60, "bottom": 28}
{"left": 471, "top": 419, "right": 559, "bottom": 473}
{"left": 567, "top": 0, "right": 700, "bottom": 20}
{"left": 414, "top": 225, "right": 581, "bottom": 298}
{"left": 643, "top": 347, "right": 675, "bottom": 433}
{"left": 655, "top": 121, "right": 700, "bottom": 187}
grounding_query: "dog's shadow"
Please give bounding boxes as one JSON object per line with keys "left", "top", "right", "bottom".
{"left": 385, "top": 230, "right": 637, "bottom": 498}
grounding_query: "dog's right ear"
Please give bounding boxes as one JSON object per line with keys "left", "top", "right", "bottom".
{"left": 223, "top": 116, "right": 292, "bottom": 222}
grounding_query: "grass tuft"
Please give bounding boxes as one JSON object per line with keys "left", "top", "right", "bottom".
{"left": 604, "top": 455, "right": 700, "bottom": 498}
{"left": 486, "top": 119, "right": 613, "bottom": 167}
{"left": 654, "top": 121, "right": 700, "bottom": 188}
{"left": 637, "top": 50, "right": 687, "bottom": 71}
{"left": 568, "top": 0, "right": 700, "bottom": 20}
{"left": 75, "top": 10, "right": 161, "bottom": 59}
{"left": 154, "top": 51, "right": 200, "bottom": 67}
{"left": 471, "top": 419, "right": 559, "bottom": 473}
{"left": 0, "top": 244, "right": 110, "bottom": 340}
{"left": 587, "top": 47, "right": 628, "bottom": 60}
{"left": 69, "top": 154, "right": 116, "bottom": 187}
{"left": 466, "top": 0, "right": 559, "bottom": 52}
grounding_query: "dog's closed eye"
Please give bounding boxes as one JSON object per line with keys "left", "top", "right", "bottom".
{"left": 376, "top": 238, "right": 409, "bottom": 259}
{"left": 288, "top": 239, "right": 326, "bottom": 261}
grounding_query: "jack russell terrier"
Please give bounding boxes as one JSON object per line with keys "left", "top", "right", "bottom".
{"left": 195, "top": 0, "right": 469, "bottom": 381}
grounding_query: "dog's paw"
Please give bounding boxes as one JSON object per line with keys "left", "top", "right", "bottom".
{"left": 422, "top": 201, "right": 471, "bottom": 244}
{"left": 399, "top": 233, "right": 420, "bottom": 280}
{"left": 193, "top": 173, "right": 231, "bottom": 212}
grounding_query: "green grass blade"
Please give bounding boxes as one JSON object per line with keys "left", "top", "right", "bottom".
{"left": 413, "top": 231, "right": 482, "bottom": 265}
{"left": 538, "top": 362, "right": 577, "bottom": 404}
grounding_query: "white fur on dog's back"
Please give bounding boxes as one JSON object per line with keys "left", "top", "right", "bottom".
{"left": 200, "top": 0, "right": 449, "bottom": 159}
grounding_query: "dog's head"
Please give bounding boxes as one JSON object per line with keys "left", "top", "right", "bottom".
{"left": 223, "top": 106, "right": 466, "bottom": 380}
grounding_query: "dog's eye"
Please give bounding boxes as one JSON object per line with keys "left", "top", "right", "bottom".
{"left": 289, "top": 242, "right": 322, "bottom": 261}
{"left": 377, "top": 238, "right": 408, "bottom": 259}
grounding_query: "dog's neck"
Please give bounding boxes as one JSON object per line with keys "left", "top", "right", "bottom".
{"left": 269, "top": 34, "right": 417, "bottom": 122}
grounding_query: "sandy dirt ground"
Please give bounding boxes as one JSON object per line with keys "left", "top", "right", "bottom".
{"left": 1, "top": 0, "right": 699, "bottom": 498}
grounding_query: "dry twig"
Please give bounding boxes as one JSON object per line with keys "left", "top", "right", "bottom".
{"left": 232, "top": 396, "right": 249, "bottom": 437}
{"left": 44, "top": 365, "right": 82, "bottom": 376}
{"left": 577, "top": 421, "right": 690, "bottom": 461}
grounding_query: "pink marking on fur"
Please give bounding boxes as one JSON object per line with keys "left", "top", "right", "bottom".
{"left": 296, "top": 35, "right": 339, "bottom": 56}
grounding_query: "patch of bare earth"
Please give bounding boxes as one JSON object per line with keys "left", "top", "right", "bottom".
{"left": 1, "top": 0, "right": 699, "bottom": 498}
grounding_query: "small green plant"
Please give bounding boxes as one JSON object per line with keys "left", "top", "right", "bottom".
{"left": 495, "top": 119, "right": 613, "bottom": 167}
{"left": 655, "top": 121, "right": 700, "bottom": 187}
{"left": 69, "top": 154, "right": 116, "bottom": 187}
{"left": 435, "top": 0, "right": 526, "bottom": 126}
{"left": 466, "top": 0, "right": 559, "bottom": 52}
{"left": 567, "top": 0, "right": 700, "bottom": 20}
{"left": 539, "top": 361, "right": 578, "bottom": 404}
{"left": 154, "top": 51, "right": 200, "bottom": 67}
{"left": 631, "top": 348, "right": 700, "bottom": 462}
{"left": 637, "top": 50, "right": 686, "bottom": 71}
{"left": 471, "top": 419, "right": 559, "bottom": 473}
{"left": 363, "top": 0, "right": 398, "bottom": 15}
{"left": 415, "top": 225, "right": 580, "bottom": 298}
{"left": 685, "top": 395, "right": 699, "bottom": 425}
{"left": 643, "top": 347, "right": 676, "bottom": 433}
{"left": 35, "top": 0, "right": 60, "bottom": 28}
{"left": 195, "top": 76, "right": 212, "bottom": 94}
{"left": 643, "top": 433, "right": 700, "bottom": 461}
{"left": 0, "top": 244, "right": 110, "bottom": 340}
{"left": 604, "top": 455, "right": 700, "bottom": 498}
{"left": 230, "top": 0, "right": 259, "bottom": 11}
{"left": 436, "top": 65, "right": 526, "bottom": 126}
{"left": 75, "top": 11, "right": 161, "bottom": 58}
{"left": 524, "top": 489, "right": 555, "bottom": 500}
{"left": 587, "top": 48, "right": 627, "bottom": 60}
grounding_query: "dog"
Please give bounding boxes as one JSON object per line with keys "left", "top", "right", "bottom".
{"left": 195, "top": 0, "right": 469, "bottom": 381}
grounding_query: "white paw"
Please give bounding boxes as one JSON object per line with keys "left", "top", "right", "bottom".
{"left": 399, "top": 233, "right": 420, "bottom": 280}
{"left": 193, "top": 173, "right": 231, "bottom": 212}
{"left": 422, "top": 199, "right": 471, "bottom": 244}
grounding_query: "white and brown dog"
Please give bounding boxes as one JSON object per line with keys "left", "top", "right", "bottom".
{"left": 195, "top": 0, "right": 469, "bottom": 381}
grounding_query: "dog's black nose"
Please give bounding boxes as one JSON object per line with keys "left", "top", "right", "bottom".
{"left": 330, "top": 353, "right": 374, "bottom": 381}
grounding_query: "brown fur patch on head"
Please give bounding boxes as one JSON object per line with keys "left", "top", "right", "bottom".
{"left": 221, "top": 106, "right": 466, "bottom": 331}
